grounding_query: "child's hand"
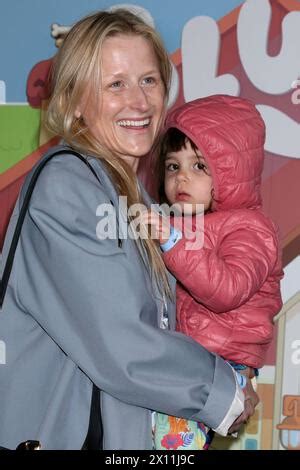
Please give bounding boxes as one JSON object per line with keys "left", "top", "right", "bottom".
{"left": 140, "top": 209, "right": 171, "bottom": 245}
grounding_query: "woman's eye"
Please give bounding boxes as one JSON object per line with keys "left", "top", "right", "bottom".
{"left": 110, "top": 81, "right": 123, "bottom": 90}
{"left": 142, "top": 76, "right": 156, "bottom": 86}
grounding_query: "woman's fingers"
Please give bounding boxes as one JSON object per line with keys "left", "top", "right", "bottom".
{"left": 227, "top": 378, "right": 259, "bottom": 434}
{"left": 239, "top": 366, "right": 256, "bottom": 379}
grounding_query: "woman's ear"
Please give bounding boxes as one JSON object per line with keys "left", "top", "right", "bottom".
{"left": 74, "top": 109, "right": 81, "bottom": 119}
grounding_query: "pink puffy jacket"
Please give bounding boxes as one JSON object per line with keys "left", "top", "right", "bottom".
{"left": 162, "top": 95, "right": 283, "bottom": 368}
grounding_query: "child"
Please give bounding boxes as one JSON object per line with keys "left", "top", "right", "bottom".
{"left": 143, "top": 95, "right": 283, "bottom": 450}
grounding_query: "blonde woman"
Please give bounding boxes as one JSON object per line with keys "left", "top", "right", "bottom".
{"left": 0, "top": 10, "right": 257, "bottom": 450}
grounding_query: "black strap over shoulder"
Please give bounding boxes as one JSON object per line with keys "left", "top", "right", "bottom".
{"left": 0, "top": 147, "right": 103, "bottom": 450}
{"left": 0, "top": 148, "right": 100, "bottom": 307}
{"left": 82, "top": 383, "right": 103, "bottom": 450}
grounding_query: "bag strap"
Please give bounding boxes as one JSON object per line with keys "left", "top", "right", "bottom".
{"left": 82, "top": 383, "right": 103, "bottom": 450}
{"left": 0, "top": 147, "right": 103, "bottom": 450}
{"left": 0, "top": 148, "right": 100, "bottom": 307}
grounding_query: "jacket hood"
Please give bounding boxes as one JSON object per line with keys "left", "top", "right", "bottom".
{"left": 165, "top": 95, "right": 266, "bottom": 211}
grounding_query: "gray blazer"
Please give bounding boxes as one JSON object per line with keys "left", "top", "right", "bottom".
{"left": 0, "top": 146, "right": 237, "bottom": 449}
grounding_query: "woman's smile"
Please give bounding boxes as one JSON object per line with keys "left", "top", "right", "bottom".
{"left": 116, "top": 118, "right": 151, "bottom": 129}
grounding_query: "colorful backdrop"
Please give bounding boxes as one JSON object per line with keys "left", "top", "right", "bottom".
{"left": 1, "top": 0, "right": 300, "bottom": 450}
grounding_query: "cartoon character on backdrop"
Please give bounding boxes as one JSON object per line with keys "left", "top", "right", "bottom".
{"left": 26, "top": 23, "right": 72, "bottom": 145}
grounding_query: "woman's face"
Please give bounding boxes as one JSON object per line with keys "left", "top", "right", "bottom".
{"left": 77, "top": 34, "right": 166, "bottom": 171}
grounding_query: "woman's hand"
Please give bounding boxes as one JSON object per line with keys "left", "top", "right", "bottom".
{"left": 228, "top": 377, "right": 259, "bottom": 434}
{"left": 140, "top": 209, "right": 171, "bottom": 245}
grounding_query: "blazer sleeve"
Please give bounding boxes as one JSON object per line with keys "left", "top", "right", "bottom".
{"left": 162, "top": 214, "right": 279, "bottom": 313}
{"left": 16, "top": 154, "right": 242, "bottom": 430}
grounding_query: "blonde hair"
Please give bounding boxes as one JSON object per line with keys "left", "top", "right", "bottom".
{"left": 46, "top": 9, "right": 172, "bottom": 299}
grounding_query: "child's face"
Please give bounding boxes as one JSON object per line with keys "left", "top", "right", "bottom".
{"left": 164, "top": 140, "right": 213, "bottom": 215}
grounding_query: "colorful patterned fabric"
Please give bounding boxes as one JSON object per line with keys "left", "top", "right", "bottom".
{"left": 154, "top": 413, "right": 212, "bottom": 450}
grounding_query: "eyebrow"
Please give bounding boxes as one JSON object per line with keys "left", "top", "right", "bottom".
{"left": 104, "top": 69, "right": 160, "bottom": 80}
{"left": 139, "top": 69, "right": 161, "bottom": 77}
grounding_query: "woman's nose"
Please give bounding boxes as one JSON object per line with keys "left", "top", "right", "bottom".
{"left": 127, "top": 85, "right": 149, "bottom": 111}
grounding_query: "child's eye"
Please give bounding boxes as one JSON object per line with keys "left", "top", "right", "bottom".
{"left": 165, "top": 162, "right": 179, "bottom": 171}
{"left": 194, "top": 162, "right": 206, "bottom": 171}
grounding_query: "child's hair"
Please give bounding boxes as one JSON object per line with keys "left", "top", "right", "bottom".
{"left": 156, "top": 128, "right": 198, "bottom": 203}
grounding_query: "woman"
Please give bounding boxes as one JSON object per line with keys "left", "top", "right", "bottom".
{"left": 0, "top": 10, "right": 257, "bottom": 450}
